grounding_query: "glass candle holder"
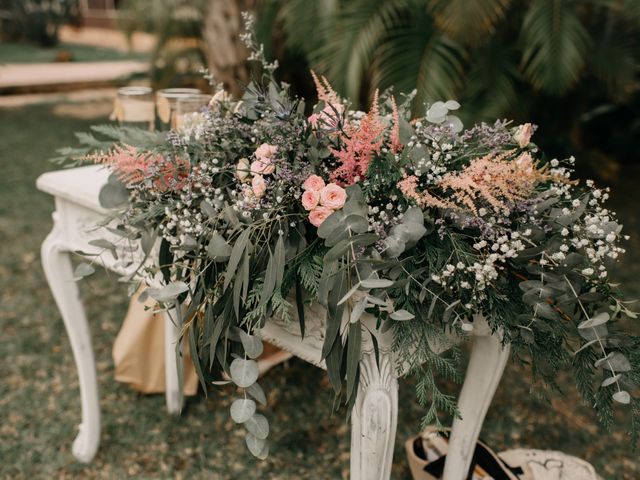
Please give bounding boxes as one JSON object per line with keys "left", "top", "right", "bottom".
{"left": 113, "top": 86, "right": 155, "bottom": 130}
{"left": 175, "top": 94, "right": 212, "bottom": 131}
{"left": 156, "top": 88, "right": 202, "bottom": 130}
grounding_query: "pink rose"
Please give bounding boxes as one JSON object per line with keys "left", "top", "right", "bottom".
{"left": 302, "top": 174, "right": 325, "bottom": 192}
{"left": 255, "top": 143, "right": 278, "bottom": 161}
{"left": 514, "top": 123, "right": 534, "bottom": 148}
{"left": 252, "top": 174, "right": 267, "bottom": 198}
{"left": 250, "top": 159, "right": 275, "bottom": 175}
{"left": 236, "top": 157, "right": 251, "bottom": 182}
{"left": 301, "top": 190, "right": 320, "bottom": 210}
{"left": 309, "top": 206, "right": 333, "bottom": 227}
{"left": 320, "top": 183, "right": 347, "bottom": 209}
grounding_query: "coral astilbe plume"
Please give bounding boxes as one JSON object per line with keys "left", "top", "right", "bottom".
{"left": 94, "top": 144, "right": 190, "bottom": 191}
{"left": 400, "top": 151, "right": 555, "bottom": 214}
{"left": 389, "top": 96, "right": 403, "bottom": 154}
{"left": 330, "top": 90, "right": 385, "bottom": 185}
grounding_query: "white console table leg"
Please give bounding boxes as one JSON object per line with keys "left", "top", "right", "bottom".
{"left": 442, "top": 324, "right": 510, "bottom": 480}
{"left": 350, "top": 349, "right": 398, "bottom": 480}
{"left": 41, "top": 223, "right": 100, "bottom": 463}
{"left": 164, "top": 306, "right": 184, "bottom": 414}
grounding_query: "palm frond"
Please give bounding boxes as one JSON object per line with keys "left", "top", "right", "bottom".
{"left": 520, "top": 0, "right": 591, "bottom": 94}
{"left": 428, "top": 0, "right": 513, "bottom": 44}
{"left": 372, "top": 9, "right": 466, "bottom": 114}
{"left": 461, "top": 41, "right": 522, "bottom": 121}
{"left": 309, "top": 0, "right": 416, "bottom": 102}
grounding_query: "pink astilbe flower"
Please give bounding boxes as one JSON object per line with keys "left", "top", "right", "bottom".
{"left": 389, "top": 96, "right": 403, "bottom": 154}
{"left": 309, "top": 71, "right": 344, "bottom": 130}
{"left": 330, "top": 90, "right": 386, "bottom": 185}
{"left": 310, "top": 70, "right": 341, "bottom": 106}
{"left": 95, "top": 144, "right": 190, "bottom": 192}
{"left": 399, "top": 151, "right": 558, "bottom": 215}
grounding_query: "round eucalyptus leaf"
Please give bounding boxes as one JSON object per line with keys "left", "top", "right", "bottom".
{"left": 230, "top": 358, "right": 259, "bottom": 388}
{"left": 612, "top": 390, "right": 631, "bottom": 404}
{"left": 578, "top": 312, "right": 610, "bottom": 330}
{"left": 245, "top": 413, "right": 269, "bottom": 440}
{"left": 245, "top": 433, "right": 267, "bottom": 458}
{"left": 461, "top": 322, "right": 474, "bottom": 333}
{"left": 601, "top": 374, "right": 622, "bottom": 388}
{"left": 230, "top": 398, "right": 256, "bottom": 423}
{"left": 73, "top": 262, "right": 95, "bottom": 279}
{"left": 238, "top": 330, "right": 264, "bottom": 359}
{"left": 246, "top": 382, "right": 267, "bottom": 405}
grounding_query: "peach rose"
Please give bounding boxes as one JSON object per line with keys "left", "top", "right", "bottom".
{"left": 301, "top": 190, "right": 320, "bottom": 210}
{"left": 309, "top": 206, "right": 333, "bottom": 227}
{"left": 514, "top": 123, "right": 534, "bottom": 148}
{"left": 320, "top": 183, "right": 347, "bottom": 209}
{"left": 302, "top": 174, "right": 325, "bottom": 192}
{"left": 255, "top": 143, "right": 278, "bottom": 162}
{"left": 250, "top": 158, "right": 275, "bottom": 175}
{"left": 236, "top": 157, "right": 251, "bottom": 182}
{"left": 252, "top": 174, "right": 267, "bottom": 198}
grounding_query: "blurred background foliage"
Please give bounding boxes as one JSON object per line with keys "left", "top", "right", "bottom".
{"left": 0, "top": 0, "right": 79, "bottom": 47}
{"left": 114, "top": 0, "right": 640, "bottom": 179}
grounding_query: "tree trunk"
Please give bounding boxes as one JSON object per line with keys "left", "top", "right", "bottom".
{"left": 202, "top": 0, "right": 256, "bottom": 97}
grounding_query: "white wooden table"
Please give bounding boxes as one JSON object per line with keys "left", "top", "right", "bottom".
{"left": 38, "top": 165, "right": 510, "bottom": 480}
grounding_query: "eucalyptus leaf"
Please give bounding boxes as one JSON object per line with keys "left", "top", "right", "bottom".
{"left": 360, "top": 278, "right": 394, "bottom": 289}
{"left": 73, "top": 262, "right": 95, "bottom": 279}
{"left": 230, "top": 358, "right": 259, "bottom": 388}
{"left": 390, "top": 309, "right": 415, "bottom": 321}
{"left": 612, "top": 390, "right": 631, "bottom": 404}
{"left": 238, "top": 330, "right": 264, "bottom": 359}
{"left": 148, "top": 281, "right": 189, "bottom": 302}
{"left": 230, "top": 398, "right": 256, "bottom": 423}
{"left": 350, "top": 297, "right": 368, "bottom": 323}
{"left": 88, "top": 238, "right": 116, "bottom": 251}
{"left": 98, "top": 174, "right": 129, "bottom": 209}
{"left": 601, "top": 374, "right": 622, "bottom": 387}
{"left": 245, "top": 414, "right": 269, "bottom": 439}
{"left": 338, "top": 282, "right": 361, "bottom": 306}
{"left": 577, "top": 312, "right": 610, "bottom": 329}
{"left": 246, "top": 382, "right": 267, "bottom": 405}
{"left": 245, "top": 433, "right": 267, "bottom": 458}
{"left": 207, "top": 232, "right": 232, "bottom": 262}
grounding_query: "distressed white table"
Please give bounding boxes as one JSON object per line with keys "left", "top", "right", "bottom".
{"left": 38, "top": 165, "right": 510, "bottom": 480}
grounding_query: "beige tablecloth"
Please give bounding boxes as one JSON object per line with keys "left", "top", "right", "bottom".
{"left": 112, "top": 290, "right": 198, "bottom": 396}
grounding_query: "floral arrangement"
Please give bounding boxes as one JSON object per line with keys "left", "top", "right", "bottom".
{"left": 61, "top": 18, "right": 639, "bottom": 458}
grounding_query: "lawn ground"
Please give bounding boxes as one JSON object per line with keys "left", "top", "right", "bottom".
{"left": 0, "top": 100, "right": 638, "bottom": 479}
{"left": 0, "top": 42, "right": 148, "bottom": 64}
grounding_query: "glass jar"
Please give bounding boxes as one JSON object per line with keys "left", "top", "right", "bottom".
{"left": 156, "top": 88, "right": 202, "bottom": 130}
{"left": 175, "top": 94, "right": 212, "bottom": 131}
{"left": 113, "top": 86, "right": 155, "bottom": 130}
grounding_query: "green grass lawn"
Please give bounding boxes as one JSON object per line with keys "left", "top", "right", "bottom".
{"left": 0, "top": 42, "right": 148, "bottom": 64}
{"left": 0, "top": 100, "right": 638, "bottom": 479}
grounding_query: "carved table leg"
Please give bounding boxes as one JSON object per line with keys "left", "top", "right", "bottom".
{"left": 350, "top": 349, "right": 398, "bottom": 480}
{"left": 41, "top": 226, "right": 100, "bottom": 463}
{"left": 442, "top": 324, "right": 510, "bottom": 480}
{"left": 164, "top": 306, "right": 184, "bottom": 414}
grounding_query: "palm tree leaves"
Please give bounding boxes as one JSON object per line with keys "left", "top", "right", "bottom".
{"left": 266, "top": 0, "right": 638, "bottom": 118}
{"left": 520, "top": 0, "right": 591, "bottom": 94}
{"left": 372, "top": 9, "right": 465, "bottom": 110}
{"left": 428, "top": 0, "right": 513, "bottom": 44}
{"left": 310, "top": 0, "right": 416, "bottom": 100}
{"left": 461, "top": 42, "right": 521, "bottom": 121}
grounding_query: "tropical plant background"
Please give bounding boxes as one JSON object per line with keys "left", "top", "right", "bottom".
{"left": 1, "top": 0, "right": 639, "bottom": 478}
